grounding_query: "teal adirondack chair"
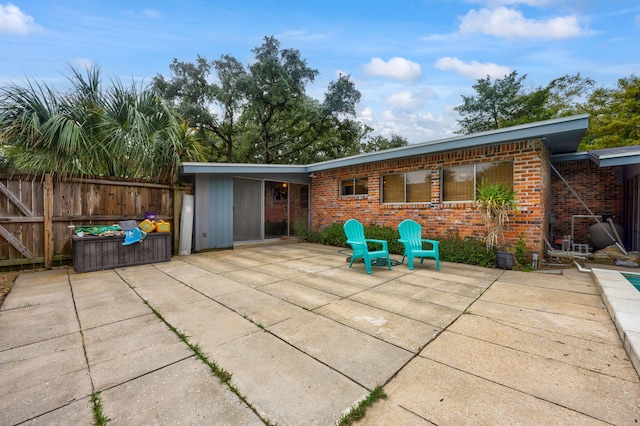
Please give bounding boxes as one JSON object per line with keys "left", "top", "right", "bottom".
{"left": 398, "top": 219, "right": 440, "bottom": 270}
{"left": 343, "top": 219, "right": 392, "bottom": 274}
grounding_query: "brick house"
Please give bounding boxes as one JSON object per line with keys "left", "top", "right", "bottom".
{"left": 180, "top": 114, "right": 640, "bottom": 259}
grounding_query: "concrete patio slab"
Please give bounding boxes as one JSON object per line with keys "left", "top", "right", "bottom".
{"left": 70, "top": 273, "right": 151, "bottom": 329}
{"left": 157, "top": 299, "right": 258, "bottom": 348}
{"left": 0, "top": 269, "right": 70, "bottom": 310}
{"left": 350, "top": 284, "right": 464, "bottom": 327}
{"left": 131, "top": 279, "right": 206, "bottom": 310}
{"left": 209, "top": 330, "right": 368, "bottom": 425}
{"left": 269, "top": 310, "right": 414, "bottom": 389}
{"left": 468, "top": 299, "right": 620, "bottom": 345}
{"left": 100, "top": 358, "right": 263, "bottom": 425}
{"left": 2, "top": 242, "right": 639, "bottom": 425}
{"left": 178, "top": 252, "right": 244, "bottom": 274}
{"left": 83, "top": 313, "right": 194, "bottom": 390}
{"left": 289, "top": 272, "right": 369, "bottom": 297}
{"left": 220, "top": 268, "right": 284, "bottom": 287}
{"left": 396, "top": 274, "right": 488, "bottom": 298}
{"left": 214, "top": 287, "right": 307, "bottom": 326}
{"left": 420, "top": 330, "right": 640, "bottom": 424}
{"left": 0, "top": 333, "right": 92, "bottom": 425}
{"left": 371, "top": 356, "right": 606, "bottom": 425}
{"left": 260, "top": 279, "right": 341, "bottom": 309}
{"left": 480, "top": 281, "right": 609, "bottom": 320}
{"left": 21, "top": 397, "right": 94, "bottom": 426}
{"left": 447, "top": 313, "right": 638, "bottom": 380}
{"left": 0, "top": 300, "right": 79, "bottom": 350}
{"left": 383, "top": 280, "right": 477, "bottom": 310}
{"left": 316, "top": 299, "right": 441, "bottom": 352}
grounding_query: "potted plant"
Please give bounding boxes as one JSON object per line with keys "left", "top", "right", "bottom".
{"left": 476, "top": 181, "right": 519, "bottom": 269}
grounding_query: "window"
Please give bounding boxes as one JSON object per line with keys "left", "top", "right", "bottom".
{"left": 340, "top": 178, "right": 368, "bottom": 196}
{"left": 442, "top": 161, "right": 513, "bottom": 202}
{"left": 382, "top": 170, "right": 431, "bottom": 203}
{"left": 272, "top": 183, "right": 288, "bottom": 201}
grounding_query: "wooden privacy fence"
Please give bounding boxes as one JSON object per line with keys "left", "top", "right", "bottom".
{"left": 0, "top": 171, "right": 194, "bottom": 269}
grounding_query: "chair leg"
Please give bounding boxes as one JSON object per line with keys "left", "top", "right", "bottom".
{"left": 386, "top": 254, "right": 392, "bottom": 270}
{"left": 364, "top": 259, "right": 372, "bottom": 274}
{"left": 435, "top": 257, "right": 440, "bottom": 270}
{"left": 407, "top": 256, "right": 414, "bottom": 270}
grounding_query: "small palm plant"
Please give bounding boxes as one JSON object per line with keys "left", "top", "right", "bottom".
{"left": 476, "top": 181, "right": 519, "bottom": 251}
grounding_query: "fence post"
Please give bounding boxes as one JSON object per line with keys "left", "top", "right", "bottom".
{"left": 43, "top": 173, "right": 54, "bottom": 269}
{"left": 174, "top": 184, "right": 180, "bottom": 256}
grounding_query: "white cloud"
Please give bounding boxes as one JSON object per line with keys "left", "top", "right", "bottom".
{"left": 385, "top": 91, "right": 424, "bottom": 109}
{"left": 478, "top": 0, "right": 553, "bottom": 6}
{"left": 459, "top": 7, "right": 583, "bottom": 39}
{"left": 384, "top": 88, "right": 437, "bottom": 110}
{"left": 434, "top": 57, "right": 512, "bottom": 80}
{"left": 144, "top": 9, "right": 161, "bottom": 18}
{"left": 74, "top": 58, "right": 95, "bottom": 70}
{"left": 363, "top": 57, "right": 422, "bottom": 81}
{"left": 0, "top": 3, "right": 41, "bottom": 34}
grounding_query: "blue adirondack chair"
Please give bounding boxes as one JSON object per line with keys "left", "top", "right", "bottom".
{"left": 343, "top": 219, "right": 392, "bottom": 274}
{"left": 398, "top": 219, "right": 440, "bottom": 270}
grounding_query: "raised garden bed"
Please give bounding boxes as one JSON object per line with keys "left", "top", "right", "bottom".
{"left": 72, "top": 232, "right": 171, "bottom": 273}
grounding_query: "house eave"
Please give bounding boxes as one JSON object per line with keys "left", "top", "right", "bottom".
{"left": 307, "top": 114, "right": 589, "bottom": 172}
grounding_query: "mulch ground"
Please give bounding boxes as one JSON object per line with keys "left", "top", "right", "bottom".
{"left": 0, "top": 271, "right": 20, "bottom": 308}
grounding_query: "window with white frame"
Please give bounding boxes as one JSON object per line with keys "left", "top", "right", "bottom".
{"left": 340, "top": 177, "right": 368, "bottom": 196}
{"left": 442, "top": 161, "right": 513, "bottom": 202}
{"left": 381, "top": 170, "right": 431, "bottom": 203}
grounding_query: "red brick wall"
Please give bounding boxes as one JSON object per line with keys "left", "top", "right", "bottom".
{"left": 551, "top": 160, "right": 623, "bottom": 248}
{"left": 311, "top": 139, "right": 551, "bottom": 255}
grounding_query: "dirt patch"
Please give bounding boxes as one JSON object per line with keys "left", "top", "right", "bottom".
{"left": 0, "top": 271, "right": 20, "bottom": 308}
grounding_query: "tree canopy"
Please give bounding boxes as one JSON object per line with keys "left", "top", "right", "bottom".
{"left": 0, "top": 65, "right": 205, "bottom": 182}
{"left": 454, "top": 71, "right": 596, "bottom": 135}
{"left": 582, "top": 75, "right": 640, "bottom": 149}
{"left": 154, "top": 36, "right": 376, "bottom": 164}
{"left": 453, "top": 71, "right": 640, "bottom": 150}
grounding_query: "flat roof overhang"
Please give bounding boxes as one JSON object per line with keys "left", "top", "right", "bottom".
{"left": 180, "top": 114, "right": 589, "bottom": 176}
{"left": 552, "top": 146, "right": 640, "bottom": 167}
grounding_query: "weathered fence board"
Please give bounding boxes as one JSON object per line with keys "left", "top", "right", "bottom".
{"left": 0, "top": 171, "right": 194, "bottom": 269}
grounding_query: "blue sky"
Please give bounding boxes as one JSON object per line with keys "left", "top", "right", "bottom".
{"left": 2, "top": 1, "right": 639, "bottom": 144}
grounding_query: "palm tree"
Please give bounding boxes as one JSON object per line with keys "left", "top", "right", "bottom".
{"left": 0, "top": 65, "right": 204, "bottom": 182}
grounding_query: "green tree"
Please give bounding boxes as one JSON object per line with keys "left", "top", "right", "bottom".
{"left": 361, "top": 134, "right": 408, "bottom": 153}
{"left": 455, "top": 71, "right": 595, "bottom": 135}
{"left": 455, "top": 71, "right": 532, "bottom": 134}
{"left": 153, "top": 55, "right": 246, "bottom": 162}
{"left": 0, "top": 65, "right": 204, "bottom": 182}
{"left": 154, "top": 36, "right": 363, "bottom": 165}
{"left": 239, "top": 36, "right": 362, "bottom": 164}
{"left": 582, "top": 74, "right": 640, "bottom": 149}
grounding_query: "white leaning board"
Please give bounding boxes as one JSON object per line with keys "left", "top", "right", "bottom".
{"left": 179, "top": 194, "right": 194, "bottom": 255}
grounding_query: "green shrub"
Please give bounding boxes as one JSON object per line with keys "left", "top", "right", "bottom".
{"left": 364, "top": 224, "right": 403, "bottom": 254}
{"left": 514, "top": 233, "right": 529, "bottom": 265}
{"left": 299, "top": 223, "right": 498, "bottom": 268}
{"left": 320, "top": 222, "right": 347, "bottom": 247}
{"left": 439, "top": 232, "right": 496, "bottom": 268}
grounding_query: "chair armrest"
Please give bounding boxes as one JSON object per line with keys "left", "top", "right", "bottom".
{"left": 421, "top": 239, "right": 440, "bottom": 249}
{"left": 365, "top": 238, "right": 389, "bottom": 249}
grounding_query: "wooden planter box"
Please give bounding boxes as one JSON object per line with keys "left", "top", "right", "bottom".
{"left": 72, "top": 232, "right": 172, "bottom": 273}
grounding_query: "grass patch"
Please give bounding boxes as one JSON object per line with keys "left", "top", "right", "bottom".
{"left": 337, "top": 385, "right": 387, "bottom": 425}
{"left": 90, "top": 392, "right": 110, "bottom": 425}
